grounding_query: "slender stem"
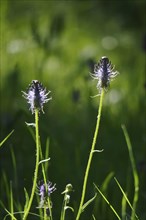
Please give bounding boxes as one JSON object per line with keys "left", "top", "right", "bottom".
{"left": 40, "top": 147, "right": 53, "bottom": 220}
{"left": 44, "top": 208, "right": 47, "bottom": 220}
{"left": 23, "top": 109, "right": 40, "bottom": 220}
{"left": 60, "top": 201, "right": 65, "bottom": 220}
{"left": 122, "top": 125, "right": 139, "bottom": 220}
{"left": 76, "top": 90, "right": 104, "bottom": 220}
{"left": 60, "top": 194, "right": 67, "bottom": 220}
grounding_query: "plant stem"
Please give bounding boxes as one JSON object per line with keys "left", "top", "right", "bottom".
{"left": 39, "top": 146, "right": 53, "bottom": 220}
{"left": 60, "top": 200, "right": 66, "bottom": 220}
{"left": 60, "top": 194, "right": 67, "bottom": 220}
{"left": 23, "top": 109, "right": 40, "bottom": 220}
{"left": 44, "top": 208, "right": 47, "bottom": 220}
{"left": 76, "top": 90, "right": 104, "bottom": 220}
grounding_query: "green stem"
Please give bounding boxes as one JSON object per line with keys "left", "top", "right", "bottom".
{"left": 76, "top": 90, "right": 104, "bottom": 220}
{"left": 23, "top": 109, "right": 40, "bottom": 220}
{"left": 44, "top": 208, "right": 47, "bottom": 220}
{"left": 39, "top": 148, "right": 53, "bottom": 220}
{"left": 60, "top": 194, "right": 67, "bottom": 220}
{"left": 60, "top": 201, "right": 66, "bottom": 220}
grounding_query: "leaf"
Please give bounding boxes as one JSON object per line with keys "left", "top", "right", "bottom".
{"left": 24, "top": 188, "right": 29, "bottom": 212}
{"left": 101, "top": 171, "right": 114, "bottom": 192}
{"left": 0, "top": 130, "right": 14, "bottom": 148}
{"left": 4, "top": 208, "right": 17, "bottom": 220}
{"left": 25, "top": 122, "right": 36, "bottom": 127}
{"left": 38, "top": 157, "right": 50, "bottom": 165}
{"left": 122, "top": 125, "right": 139, "bottom": 220}
{"left": 64, "top": 206, "right": 74, "bottom": 212}
{"left": 92, "top": 149, "right": 104, "bottom": 153}
{"left": 81, "top": 193, "right": 97, "bottom": 213}
{"left": 114, "top": 177, "right": 139, "bottom": 220}
{"left": 10, "top": 182, "right": 14, "bottom": 219}
{"left": 94, "top": 183, "right": 121, "bottom": 220}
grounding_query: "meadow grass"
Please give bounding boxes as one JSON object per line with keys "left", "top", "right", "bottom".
{"left": 0, "top": 58, "right": 140, "bottom": 220}
{"left": 1, "top": 103, "right": 140, "bottom": 220}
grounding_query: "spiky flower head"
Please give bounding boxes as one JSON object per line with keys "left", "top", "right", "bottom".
{"left": 37, "top": 180, "right": 56, "bottom": 209}
{"left": 91, "top": 56, "right": 119, "bottom": 93}
{"left": 22, "top": 80, "right": 51, "bottom": 114}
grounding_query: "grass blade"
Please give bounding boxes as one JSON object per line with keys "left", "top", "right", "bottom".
{"left": 10, "top": 181, "right": 15, "bottom": 220}
{"left": 0, "top": 130, "right": 14, "bottom": 148}
{"left": 114, "top": 177, "right": 139, "bottom": 220}
{"left": 94, "top": 183, "right": 121, "bottom": 220}
{"left": 122, "top": 125, "right": 139, "bottom": 220}
{"left": 24, "top": 188, "right": 29, "bottom": 212}
{"left": 4, "top": 208, "right": 17, "bottom": 220}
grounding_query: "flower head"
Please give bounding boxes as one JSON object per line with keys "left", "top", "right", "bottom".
{"left": 37, "top": 180, "right": 56, "bottom": 209}
{"left": 91, "top": 56, "right": 119, "bottom": 93}
{"left": 22, "top": 80, "right": 51, "bottom": 114}
{"left": 39, "top": 181, "right": 56, "bottom": 199}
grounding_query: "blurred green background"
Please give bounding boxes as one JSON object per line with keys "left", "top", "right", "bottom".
{"left": 0, "top": 0, "right": 146, "bottom": 219}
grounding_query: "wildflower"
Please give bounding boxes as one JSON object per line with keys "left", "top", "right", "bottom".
{"left": 22, "top": 80, "right": 51, "bottom": 114}
{"left": 37, "top": 181, "right": 56, "bottom": 209}
{"left": 91, "top": 56, "right": 119, "bottom": 93}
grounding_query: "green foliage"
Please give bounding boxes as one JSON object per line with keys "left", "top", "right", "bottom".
{"left": 0, "top": 1, "right": 146, "bottom": 220}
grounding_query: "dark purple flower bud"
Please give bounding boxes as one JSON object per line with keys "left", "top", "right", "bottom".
{"left": 91, "top": 56, "right": 119, "bottom": 93}
{"left": 22, "top": 80, "right": 51, "bottom": 114}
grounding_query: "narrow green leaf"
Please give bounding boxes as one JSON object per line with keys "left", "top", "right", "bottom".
{"left": 10, "top": 182, "right": 14, "bottom": 220}
{"left": 64, "top": 206, "right": 74, "bottom": 212}
{"left": 114, "top": 177, "right": 139, "bottom": 220}
{"left": 24, "top": 188, "right": 30, "bottom": 212}
{"left": 121, "top": 190, "right": 127, "bottom": 219}
{"left": 101, "top": 171, "right": 114, "bottom": 191}
{"left": 94, "top": 183, "right": 121, "bottom": 220}
{"left": 100, "top": 172, "right": 114, "bottom": 219}
{"left": 0, "top": 130, "right": 14, "bottom": 148}
{"left": 4, "top": 208, "right": 17, "bottom": 220}
{"left": 82, "top": 193, "right": 97, "bottom": 213}
{"left": 122, "top": 125, "right": 139, "bottom": 220}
